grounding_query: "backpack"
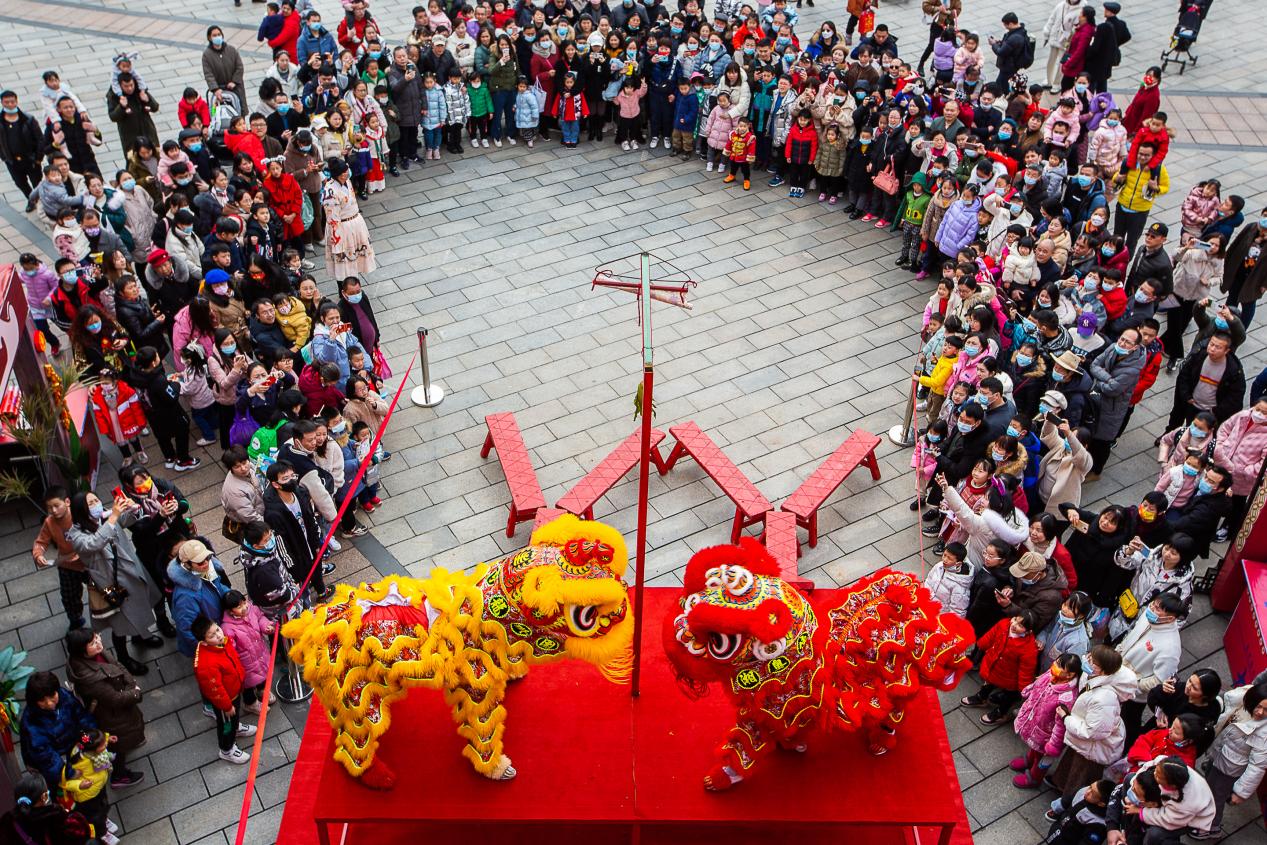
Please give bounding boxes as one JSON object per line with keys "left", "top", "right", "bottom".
{"left": 1017, "top": 33, "right": 1036, "bottom": 69}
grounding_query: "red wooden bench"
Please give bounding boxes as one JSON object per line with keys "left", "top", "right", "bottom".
{"left": 659, "top": 421, "right": 773, "bottom": 543}
{"left": 480, "top": 412, "right": 547, "bottom": 537}
{"left": 780, "top": 429, "right": 882, "bottom": 549}
{"left": 762, "top": 510, "right": 813, "bottom": 593}
{"left": 555, "top": 428, "right": 667, "bottom": 520}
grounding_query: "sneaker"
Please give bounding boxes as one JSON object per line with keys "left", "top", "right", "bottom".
{"left": 482, "top": 138, "right": 490, "bottom": 147}
{"left": 195, "top": 437, "right": 215, "bottom": 446}
{"left": 896, "top": 257, "right": 910, "bottom": 267}
{"left": 921, "top": 523, "right": 941, "bottom": 537}
{"left": 930, "top": 540, "right": 946, "bottom": 554}
{"left": 742, "top": 180, "right": 750, "bottom": 191}
{"left": 915, "top": 399, "right": 928, "bottom": 411}
{"left": 622, "top": 140, "right": 631, "bottom": 151}
{"left": 401, "top": 158, "right": 412, "bottom": 170}
{"left": 1012, "top": 773, "right": 1040, "bottom": 788}
{"left": 236, "top": 723, "right": 258, "bottom": 738}
{"left": 723, "top": 174, "right": 736, "bottom": 183}
{"left": 219, "top": 745, "right": 249, "bottom": 764}
{"left": 788, "top": 187, "right": 796, "bottom": 197}
{"left": 960, "top": 692, "right": 989, "bottom": 707}
{"left": 362, "top": 499, "right": 376, "bottom": 513}
{"left": 328, "top": 535, "right": 342, "bottom": 552}
{"left": 202, "top": 704, "right": 216, "bottom": 720}
{"left": 1044, "top": 809, "right": 1061, "bottom": 822}
{"left": 706, "top": 161, "right": 714, "bottom": 171}
{"left": 1188, "top": 828, "right": 1223, "bottom": 841}
{"left": 388, "top": 166, "right": 400, "bottom": 176}
{"left": 341, "top": 523, "right": 369, "bottom": 538}
{"left": 471, "top": 138, "right": 480, "bottom": 149}
{"left": 494, "top": 139, "right": 503, "bottom": 147}
{"left": 110, "top": 770, "right": 145, "bottom": 788}
{"left": 136, "top": 451, "right": 149, "bottom": 465}
{"left": 649, "top": 137, "right": 660, "bottom": 148}
{"left": 629, "top": 140, "right": 639, "bottom": 150}
{"left": 243, "top": 700, "right": 264, "bottom": 715}
{"left": 106, "top": 819, "right": 119, "bottom": 833}
{"left": 370, "top": 496, "right": 383, "bottom": 507}
{"left": 301, "top": 259, "right": 316, "bottom": 270}
{"left": 173, "top": 457, "right": 201, "bottom": 472}
{"left": 164, "top": 460, "right": 176, "bottom": 470}
{"left": 828, "top": 195, "right": 838, "bottom": 205}
{"left": 321, "top": 562, "right": 336, "bottom": 576}
{"left": 508, "top": 137, "right": 517, "bottom": 145}
{"left": 1215, "top": 527, "right": 1230, "bottom": 543}
{"left": 818, "top": 193, "right": 827, "bottom": 201}
{"left": 102, "top": 833, "right": 120, "bottom": 845}
{"left": 315, "top": 585, "right": 336, "bottom": 602}
{"left": 768, "top": 176, "right": 784, "bottom": 187}
{"left": 914, "top": 270, "right": 930, "bottom": 281}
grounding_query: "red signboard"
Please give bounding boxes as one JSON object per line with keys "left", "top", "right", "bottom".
{"left": 1224, "top": 560, "right": 1267, "bottom": 686}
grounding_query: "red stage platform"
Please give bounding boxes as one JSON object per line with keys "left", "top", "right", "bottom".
{"left": 276, "top": 589, "right": 972, "bottom": 845}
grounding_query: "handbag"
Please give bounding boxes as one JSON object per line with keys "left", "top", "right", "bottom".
{"left": 859, "top": 10, "right": 875, "bottom": 35}
{"left": 872, "top": 163, "right": 900, "bottom": 195}
{"left": 1118, "top": 588, "right": 1139, "bottom": 620}
{"left": 87, "top": 544, "right": 128, "bottom": 621}
{"left": 221, "top": 514, "right": 245, "bottom": 544}
{"left": 301, "top": 192, "right": 314, "bottom": 231}
{"left": 531, "top": 79, "right": 549, "bottom": 112}
{"left": 372, "top": 346, "right": 393, "bottom": 379}
{"left": 229, "top": 404, "right": 261, "bottom": 448}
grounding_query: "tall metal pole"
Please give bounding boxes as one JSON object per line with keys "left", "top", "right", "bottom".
{"left": 630, "top": 252, "right": 653, "bottom": 698}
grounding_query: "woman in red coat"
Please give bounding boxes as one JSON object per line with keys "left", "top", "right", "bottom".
{"left": 1122, "top": 69, "right": 1162, "bottom": 136}
{"left": 961, "top": 611, "right": 1039, "bottom": 725}
{"left": 269, "top": 7, "right": 301, "bottom": 62}
{"left": 262, "top": 157, "right": 306, "bottom": 248}
{"left": 1058, "top": 10, "right": 1095, "bottom": 89}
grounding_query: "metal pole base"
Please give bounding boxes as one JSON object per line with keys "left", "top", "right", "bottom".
{"left": 274, "top": 670, "right": 312, "bottom": 703}
{"left": 410, "top": 383, "right": 445, "bottom": 408}
{"left": 888, "top": 423, "right": 916, "bottom": 448}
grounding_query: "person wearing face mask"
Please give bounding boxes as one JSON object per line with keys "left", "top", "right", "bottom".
{"left": 1081, "top": 327, "right": 1145, "bottom": 477}
{"left": 202, "top": 27, "right": 247, "bottom": 107}
{"left": 1208, "top": 396, "right": 1267, "bottom": 539}
{"left": 235, "top": 521, "right": 301, "bottom": 622}
{"left": 1219, "top": 207, "right": 1267, "bottom": 328}
{"left": 65, "top": 490, "right": 166, "bottom": 677}
{"left": 0, "top": 89, "right": 48, "bottom": 199}
{"left": 166, "top": 539, "right": 231, "bottom": 662}
{"left": 1035, "top": 592, "right": 1091, "bottom": 674}
{"left": 1166, "top": 465, "right": 1233, "bottom": 559}
{"left": 1049, "top": 644, "right": 1138, "bottom": 792}
{"left": 1012, "top": 650, "right": 1083, "bottom": 787}
{"left": 1192, "top": 678, "right": 1267, "bottom": 840}
{"left": 263, "top": 460, "right": 333, "bottom": 601}
{"left": 1115, "top": 592, "right": 1184, "bottom": 748}
{"left": 961, "top": 609, "right": 1039, "bottom": 725}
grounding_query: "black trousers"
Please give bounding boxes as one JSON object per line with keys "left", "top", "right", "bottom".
{"left": 214, "top": 695, "right": 242, "bottom": 751}
{"left": 398, "top": 125, "right": 420, "bottom": 159}
{"left": 1161, "top": 299, "right": 1198, "bottom": 360}
{"left": 7, "top": 158, "right": 42, "bottom": 199}
{"left": 150, "top": 409, "right": 191, "bottom": 462}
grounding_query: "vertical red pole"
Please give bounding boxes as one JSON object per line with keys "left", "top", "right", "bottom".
{"left": 631, "top": 362, "right": 653, "bottom": 697}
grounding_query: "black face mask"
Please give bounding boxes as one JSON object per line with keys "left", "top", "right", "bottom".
{"left": 279, "top": 478, "right": 300, "bottom": 492}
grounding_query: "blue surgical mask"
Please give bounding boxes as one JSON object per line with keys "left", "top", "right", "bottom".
{"left": 974, "top": 393, "right": 989, "bottom": 406}
{"left": 1009, "top": 202, "right": 1022, "bottom": 216}
{"left": 1259, "top": 216, "right": 1267, "bottom": 229}
{"left": 1015, "top": 354, "right": 1033, "bottom": 368}
{"left": 1188, "top": 424, "right": 1208, "bottom": 440}
{"left": 965, "top": 149, "right": 980, "bottom": 158}
{"left": 671, "top": 25, "right": 682, "bottom": 34}
{"left": 1134, "top": 290, "right": 1150, "bottom": 303}
{"left": 1182, "top": 463, "right": 1199, "bottom": 477}
{"left": 1021, "top": 318, "right": 1037, "bottom": 333}
{"left": 1006, "top": 424, "right": 1022, "bottom": 437}
{"left": 1038, "top": 402, "right": 1052, "bottom": 415}
{"left": 1214, "top": 317, "right": 1229, "bottom": 330}
{"left": 963, "top": 344, "right": 980, "bottom": 357}
{"left": 176, "top": 176, "right": 192, "bottom": 186}
{"left": 254, "top": 536, "right": 277, "bottom": 552}
{"left": 85, "top": 321, "right": 102, "bottom": 333}
{"left": 1144, "top": 608, "right": 1160, "bottom": 624}
{"left": 1023, "top": 174, "right": 1038, "bottom": 186}
{"left": 277, "top": 103, "right": 291, "bottom": 114}
{"left": 525, "top": 34, "right": 537, "bottom": 43}
{"left": 1101, "top": 245, "right": 1115, "bottom": 257}
{"left": 1061, "top": 438, "right": 1071, "bottom": 453}
{"left": 1083, "top": 278, "right": 1100, "bottom": 292}
{"left": 88, "top": 503, "right": 105, "bottom": 520}
{"left": 1059, "top": 613, "right": 1079, "bottom": 627}
{"left": 560, "top": 27, "right": 571, "bottom": 36}
{"left": 1074, "top": 83, "right": 1087, "bottom": 94}
{"left": 998, "top": 130, "right": 1012, "bottom": 140}
{"left": 61, "top": 271, "right": 78, "bottom": 283}
{"left": 1050, "top": 370, "right": 1066, "bottom": 383}
{"left": 927, "top": 433, "right": 942, "bottom": 443}
{"left": 1075, "top": 174, "right": 1091, "bottom": 187}
{"left": 1113, "top": 343, "right": 1130, "bottom": 355}
{"left": 189, "top": 142, "right": 203, "bottom": 152}
{"left": 332, "top": 421, "right": 347, "bottom": 435}
{"left": 1, "top": 106, "right": 18, "bottom": 115}
{"left": 309, "top": 23, "right": 321, "bottom": 32}
{"left": 121, "top": 178, "right": 136, "bottom": 191}
{"left": 345, "top": 292, "right": 363, "bottom": 304}
{"left": 221, "top": 344, "right": 237, "bottom": 356}
{"left": 957, "top": 420, "right": 975, "bottom": 434}
{"left": 1197, "top": 478, "right": 1215, "bottom": 494}
{"left": 211, "top": 35, "right": 225, "bottom": 47}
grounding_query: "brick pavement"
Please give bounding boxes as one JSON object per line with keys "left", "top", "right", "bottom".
{"left": 2, "top": 0, "right": 1267, "bottom": 843}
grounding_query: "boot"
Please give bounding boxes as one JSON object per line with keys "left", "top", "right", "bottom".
{"left": 113, "top": 636, "right": 149, "bottom": 676}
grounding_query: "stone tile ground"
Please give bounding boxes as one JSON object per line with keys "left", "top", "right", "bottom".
{"left": 2, "top": 0, "right": 1267, "bottom": 842}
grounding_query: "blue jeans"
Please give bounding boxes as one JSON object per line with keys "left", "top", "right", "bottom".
{"left": 191, "top": 404, "right": 218, "bottom": 441}
{"left": 422, "top": 127, "right": 441, "bottom": 150}
{"left": 491, "top": 90, "right": 515, "bottom": 140}
{"left": 561, "top": 119, "right": 580, "bottom": 143}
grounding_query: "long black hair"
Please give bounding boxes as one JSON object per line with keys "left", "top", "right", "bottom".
{"left": 68, "top": 491, "right": 100, "bottom": 532}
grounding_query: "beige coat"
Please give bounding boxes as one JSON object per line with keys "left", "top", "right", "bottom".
{"left": 1037, "top": 420, "right": 1093, "bottom": 516}
{"left": 221, "top": 470, "right": 265, "bottom": 524}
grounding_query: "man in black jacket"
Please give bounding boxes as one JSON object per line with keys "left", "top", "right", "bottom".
{"left": 988, "top": 13, "right": 1029, "bottom": 87}
{"left": 1167, "top": 464, "right": 1232, "bottom": 558}
{"left": 1047, "top": 350, "right": 1094, "bottom": 428}
{"left": 263, "top": 461, "right": 332, "bottom": 601}
{"left": 1125, "top": 222, "right": 1173, "bottom": 295}
{"left": 419, "top": 38, "right": 459, "bottom": 86}
{"left": 1166, "top": 332, "right": 1245, "bottom": 430}
{"left": 1084, "top": 10, "right": 1118, "bottom": 93}
{"left": 337, "top": 276, "right": 379, "bottom": 355}
{"left": 113, "top": 276, "right": 170, "bottom": 358}
{"left": 125, "top": 347, "right": 200, "bottom": 471}
{"left": 0, "top": 90, "right": 45, "bottom": 198}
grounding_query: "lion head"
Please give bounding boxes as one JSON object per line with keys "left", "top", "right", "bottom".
{"left": 480, "top": 514, "right": 635, "bottom": 682}
{"left": 663, "top": 538, "right": 821, "bottom": 700}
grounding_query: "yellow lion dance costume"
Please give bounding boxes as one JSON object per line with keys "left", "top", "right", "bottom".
{"left": 283, "top": 515, "right": 634, "bottom": 789}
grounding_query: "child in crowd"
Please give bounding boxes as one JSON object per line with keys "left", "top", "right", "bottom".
{"left": 723, "top": 116, "right": 757, "bottom": 190}
{"left": 911, "top": 419, "right": 949, "bottom": 511}
{"left": 1086, "top": 108, "right": 1127, "bottom": 178}
{"left": 1043, "top": 779, "right": 1113, "bottom": 845}
{"left": 420, "top": 72, "right": 448, "bottom": 159}
{"left": 373, "top": 84, "right": 402, "bottom": 175}
{"left": 550, "top": 73, "right": 589, "bottom": 149}
{"left": 924, "top": 540, "right": 973, "bottom": 617}
{"left": 1012, "top": 652, "right": 1082, "bottom": 788}
{"left": 895, "top": 172, "right": 931, "bottom": 268}
{"left": 813, "top": 123, "right": 847, "bottom": 203}
{"left": 466, "top": 71, "right": 493, "bottom": 148}
{"left": 110, "top": 52, "right": 148, "bottom": 96}
{"left": 352, "top": 420, "right": 384, "bottom": 509}
{"left": 782, "top": 110, "right": 818, "bottom": 198}
{"left": 178, "top": 87, "right": 210, "bottom": 129}
{"left": 514, "top": 76, "right": 541, "bottom": 148}
{"left": 962, "top": 609, "right": 1039, "bottom": 725}
{"left": 1154, "top": 449, "right": 1205, "bottom": 508}
{"left": 89, "top": 372, "right": 148, "bottom": 466}
{"left": 918, "top": 333, "right": 961, "bottom": 424}
{"left": 219, "top": 590, "right": 277, "bottom": 715}
{"left": 701, "top": 91, "right": 734, "bottom": 170}
{"left": 443, "top": 68, "right": 471, "bottom": 155}
{"left": 178, "top": 344, "right": 220, "bottom": 447}
{"left": 58, "top": 729, "right": 117, "bottom": 844}
{"left": 1036, "top": 592, "right": 1092, "bottom": 673}
{"left": 192, "top": 614, "right": 258, "bottom": 765}
{"left": 670, "top": 78, "right": 698, "bottom": 161}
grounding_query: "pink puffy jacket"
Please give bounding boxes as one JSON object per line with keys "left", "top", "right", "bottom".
{"left": 1014, "top": 671, "right": 1077, "bottom": 756}
{"left": 221, "top": 605, "right": 276, "bottom": 688}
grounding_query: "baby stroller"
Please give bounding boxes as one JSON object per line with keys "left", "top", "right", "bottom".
{"left": 206, "top": 88, "right": 241, "bottom": 163}
{"left": 1160, "top": 0, "right": 1213, "bottom": 75}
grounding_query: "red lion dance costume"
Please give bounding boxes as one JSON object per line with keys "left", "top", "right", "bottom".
{"left": 663, "top": 538, "right": 974, "bottom": 790}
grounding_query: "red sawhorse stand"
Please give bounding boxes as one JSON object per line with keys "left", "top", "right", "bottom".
{"left": 277, "top": 589, "right": 971, "bottom": 845}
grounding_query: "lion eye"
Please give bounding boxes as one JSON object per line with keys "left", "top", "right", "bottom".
{"left": 706, "top": 632, "right": 744, "bottom": 661}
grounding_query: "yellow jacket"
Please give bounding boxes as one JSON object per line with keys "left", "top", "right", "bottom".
{"left": 275, "top": 297, "right": 313, "bottom": 348}
{"left": 1116, "top": 164, "right": 1169, "bottom": 214}
{"left": 918, "top": 352, "right": 958, "bottom": 396}
{"left": 58, "top": 739, "right": 113, "bottom": 802}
